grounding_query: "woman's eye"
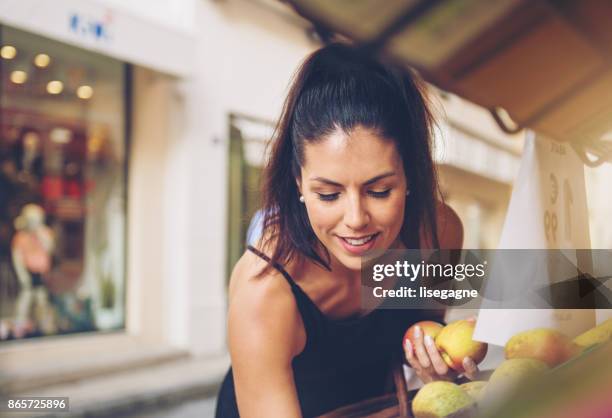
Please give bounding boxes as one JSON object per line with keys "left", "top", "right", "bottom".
{"left": 316, "top": 192, "right": 340, "bottom": 201}
{"left": 368, "top": 189, "right": 391, "bottom": 198}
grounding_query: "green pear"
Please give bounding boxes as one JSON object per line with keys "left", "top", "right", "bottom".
{"left": 460, "top": 381, "right": 487, "bottom": 402}
{"left": 412, "top": 381, "right": 475, "bottom": 418}
{"left": 573, "top": 319, "right": 612, "bottom": 348}
{"left": 505, "top": 328, "right": 580, "bottom": 367}
{"left": 489, "top": 358, "right": 549, "bottom": 388}
{"left": 482, "top": 358, "right": 550, "bottom": 411}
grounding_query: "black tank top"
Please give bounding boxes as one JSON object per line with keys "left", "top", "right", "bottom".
{"left": 215, "top": 246, "right": 436, "bottom": 418}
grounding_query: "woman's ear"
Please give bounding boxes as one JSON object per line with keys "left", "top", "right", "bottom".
{"left": 295, "top": 177, "right": 303, "bottom": 195}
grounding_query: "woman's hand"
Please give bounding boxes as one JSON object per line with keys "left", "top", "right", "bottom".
{"left": 403, "top": 324, "right": 479, "bottom": 383}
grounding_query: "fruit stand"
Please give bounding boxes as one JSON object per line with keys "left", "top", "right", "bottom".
{"left": 319, "top": 320, "right": 612, "bottom": 418}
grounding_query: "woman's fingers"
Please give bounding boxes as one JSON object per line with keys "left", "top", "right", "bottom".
{"left": 424, "top": 335, "right": 449, "bottom": 376}
{"left": 411, "top": 326, "right": 432, "bottom": 370}
{"left": 405, "top": 327, "right": 480, "bottom": 382}
{"left": 404, "top": 340, "right": 420, "bottom": 369}
{"left": 405, "top": 339, "right": 435, "bottom": 382}
{"left": 462, "top": 357, "right": 479, "bottom": 380}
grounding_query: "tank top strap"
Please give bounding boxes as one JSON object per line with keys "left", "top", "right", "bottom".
{"left": 246, "top": 245, "right": 300, "bottom": 289}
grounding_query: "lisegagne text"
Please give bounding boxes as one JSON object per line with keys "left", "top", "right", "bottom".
{"left": 373, "top": 286, "right": 478, "bottom": 300}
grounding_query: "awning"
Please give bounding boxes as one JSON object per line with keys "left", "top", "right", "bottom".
{"left": 287, "top": 0, "right": 612, "bottom": 166}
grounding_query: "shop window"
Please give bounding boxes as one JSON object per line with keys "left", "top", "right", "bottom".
{"left": 0, "top": 26, "right": 127, "bottom": 341}
{"left": 226, "top": 114, "right": 273, "bottom": 280}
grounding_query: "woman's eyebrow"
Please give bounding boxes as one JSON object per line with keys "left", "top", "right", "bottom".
{"left": 363, "top": 172, "right": 396, "bottom": 185}
{"left": 310, "top": 171, "right": 396, "bottom": 187}
{"left": 310, "top": 177, "right": 343, "bottom": 187}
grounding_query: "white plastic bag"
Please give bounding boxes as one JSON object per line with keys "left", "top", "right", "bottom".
{"left": 475, "top": 132, "right": 599, "bottom": 346}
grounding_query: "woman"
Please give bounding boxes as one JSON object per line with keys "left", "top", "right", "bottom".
{"left": 215, "top": 43, "right": 477, "bottom": 418}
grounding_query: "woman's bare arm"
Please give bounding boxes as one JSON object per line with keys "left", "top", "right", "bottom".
{"left": 228, "top": 254, "right": 306, "bottom": 418}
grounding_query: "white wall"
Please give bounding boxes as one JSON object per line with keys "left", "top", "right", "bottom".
{"left": 113, "top": 0, "right": 316, "bottom": 356}
{"left": 99, "top": 0, "right": 196, "bottom": 33}
{"left": 167, "top": 0, "right": 317, "bottom": 355}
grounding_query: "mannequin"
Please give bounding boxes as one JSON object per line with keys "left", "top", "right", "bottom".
{"left": 11, "top": 203, "right": 56, "bottom": 337}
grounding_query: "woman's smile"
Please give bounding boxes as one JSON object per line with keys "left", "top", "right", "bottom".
{"left": 336, "top": 232, "right": 380, "bottom": 255}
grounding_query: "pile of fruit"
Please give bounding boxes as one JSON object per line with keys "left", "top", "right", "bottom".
{"left": 406, "top": 318, "right": 612, "bottom": 418}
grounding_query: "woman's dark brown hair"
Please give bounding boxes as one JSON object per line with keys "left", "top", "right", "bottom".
{"left": 260, "top": 43, "right": 439, "bottom": 271}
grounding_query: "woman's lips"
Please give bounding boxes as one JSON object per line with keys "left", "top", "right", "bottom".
{"left": 337, "top": 233, "right": 380, "bottom": 255}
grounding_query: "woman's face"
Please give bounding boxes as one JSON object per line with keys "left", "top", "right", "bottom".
{"left": 298, "top": 126, "right": 407, "bottom": 271}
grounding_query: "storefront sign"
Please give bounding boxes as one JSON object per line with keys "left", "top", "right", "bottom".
{"left": 68, "top": 10, "right": 114, "bottom": 42}
{"left": 0, "top": 0, "right": 194, "bottom": 77}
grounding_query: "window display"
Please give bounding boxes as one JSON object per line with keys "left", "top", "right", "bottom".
{"left": 0, "top": 26, "right": 127, "bottom": 341}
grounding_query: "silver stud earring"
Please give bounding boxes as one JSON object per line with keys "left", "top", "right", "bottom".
{"left": 299, "top": 195, "right": 305, "bottom": 203}
{"left": 406, "top": 190, "right": 411, "bottom": 196}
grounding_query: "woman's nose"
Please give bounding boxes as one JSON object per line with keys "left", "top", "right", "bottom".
{"left": 344, "top": 195, "right": 370, "bottom": 230}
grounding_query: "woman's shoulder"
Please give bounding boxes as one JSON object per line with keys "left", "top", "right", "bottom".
{"left": 436, "top": 201, "right": 463, "bottom": 249}
{"left": 420, "top": 201, "right": 464, "bottom": 249}
{"left": 227, "top": 248, "right": 306, "bottom": 357}
{"left": 228, "top": 247, "right": 289, "bottom": 299}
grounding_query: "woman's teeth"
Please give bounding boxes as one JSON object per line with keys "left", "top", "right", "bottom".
{"left": 342, "top": 234, "right": 376, "bottom": 246}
